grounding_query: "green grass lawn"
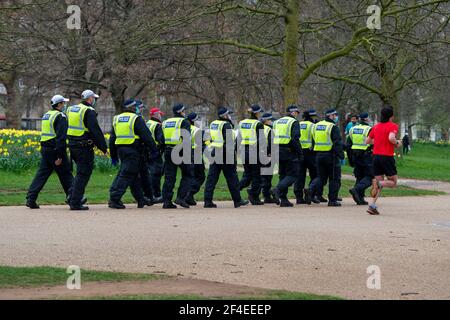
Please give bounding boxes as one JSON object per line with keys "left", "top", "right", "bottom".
{"left": 343, "top": 142, "right": 450, "bottom": 182}
{"left": 0, "top": 266, "right": 160, "bottom": 289}
{"left": 0, "top": 169, "right": 442, "bottom": 206}
{"left": 0, "top": 266, "right": 341, "bottom": 300}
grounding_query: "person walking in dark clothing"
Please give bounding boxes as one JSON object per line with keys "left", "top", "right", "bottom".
{"left": 203, "top": 107, "right": 249, "bottom": 208}
{"left": 309, "top": 109, "right": 344, "bottom": 207}
{"left": 67, "top": 89, "right": 108, "bottom": 211}
{"left": 238, "top": 104, "right": 265, "bottom": 205}
{"left": 260, "top": 113, "right": 278, "bottom": 204}
{"left": 402, "top": 134, "right": 410, "bottom": 155}
{"left": 271, "top": 105, "right": 304, "bottom": 207}
{"left": 348, "top": 112, "right": 373, "bottom": 205}
{"left": 108, "top": 99, "right": 158, "bottom": 209}
{"left": 161, "top": 104, "right": 193, "bottom": 209}
{"left": 146, "top": 107, "right": 165, "bottom": 203}
{"left": 26, "top": 95, "right": 75, "bottom": 209}
{"left": 186, "top": 112, "right": 206, "bottom": 206}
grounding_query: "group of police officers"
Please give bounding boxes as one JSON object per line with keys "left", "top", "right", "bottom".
{"left": 26, "top": 89, "right": 374, "bottom": 211}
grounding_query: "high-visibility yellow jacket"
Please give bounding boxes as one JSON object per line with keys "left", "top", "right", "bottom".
{"left": 350, "top": 124, "right": 371, "bottom": 151}
{"left": 299, "top": 120, "right": 314, "bottom": 149}
{"left": 273, "top": 117, "right": 297, "bottom": 145}
{"left": 67, "top": 104, "right": 95, "bottom": 137}
{"left": 113, "top": 112, "right": 140, "bottom": 145}
{"left": 162, "top": 117, "right": 184, "bottom": 145}
{"left": 238, "top": 119, "right": 260, "bottom": 145}
{"left": 313, "top": 120, "right": 335, "bottom": 152}
{"left": 41, "top": 110, "right": 63, "bottom": 142}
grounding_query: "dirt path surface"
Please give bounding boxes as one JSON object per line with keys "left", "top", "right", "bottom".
{"left": 1, "top": 195, "right": 450, "bottom": 300}
{"left": 0, "top": 278, "right": 268, "bottom": 300}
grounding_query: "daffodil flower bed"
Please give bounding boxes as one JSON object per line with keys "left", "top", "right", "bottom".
{"left": 0, "top": 129, "right": 113, "bottom": 172}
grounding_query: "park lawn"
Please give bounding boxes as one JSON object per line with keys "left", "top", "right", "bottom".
{"left": 0, "top": 266, "right": 161, "bottom": 289}
{"left": 0, "top": 266, "right": 341, "bottom": 300}
{"left": 0, "top": 169, "right": 442, "bottom": 206}
{"left": 342, "top": 142, "right": 450, "bottom": 182}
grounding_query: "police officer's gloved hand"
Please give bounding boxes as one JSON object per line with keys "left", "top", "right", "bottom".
{"left": 111, "top": 159, "right": 119, "bottom": 167}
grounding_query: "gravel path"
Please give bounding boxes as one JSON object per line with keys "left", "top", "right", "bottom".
{"left": 1, "top": 195, "right": 449, "bottom": 300}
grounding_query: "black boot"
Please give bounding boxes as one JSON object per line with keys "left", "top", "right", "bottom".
{"left": 185, "top": 194, "right": 197, "bottom": 206}
{"left": 312, "top": 196, "right": 321, "bottom": 204}
{"left": 270, "top": 188, "right": 280, "bottom": 204}
{"left": 328, "top": 201, "right": 342, "bottom": 207}
{"left": 248, "top": 194, "right": 264, "bottom": 206}
{"left": 152, "top": 196, "right": 163, "bottom": 204}
{"left": 234, "top": 200, "right": 250, "bottom": 208}
{"left": 26, "top": 199, "right": 40, "bottom": 209}
{"left": 296, "top": 197, "right": 307, "bottom": 205}
{"left": 317, "top": 195, "right": 328, "bottom": 203}
{"left": 66, "top": 196, "right": 87, "bottom": 205}
{"left": 70, "top": 205, "right": 89, "bottom": 211}
{"left": 109, "top": 199, "right": 126, "bottom": 209}
{"left": 303, "top": 189, "right": 312, "bottom": 205}
{"left": 174, "top": 198, "right": 190, "bottom": 209}
{"left": 204, "top": 201, "right": 218, "bottom": 208}
{"left": 137, "top": 197, "right": 153, "bottom": 209}
{"left": 163, "top": 201, "right": 177, "bottom": 209}
{"left": 349, "top": 188, "right": 363, "bottom": 205}
{"left": 280, "top": 199, "right": 294, "bottom": 207}
{"left": 264, "top": 196, "right": 278, "bottom": 204}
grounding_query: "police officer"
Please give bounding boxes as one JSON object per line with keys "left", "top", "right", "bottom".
{"left": 161, "top": 104, "right": 193, "bottom": 209}
{"left": 294, "top": 109, "right": 318, "bottom": 205}
{"left": 204, "top": 107, "right": 249, "bottom": 208}
{"left": 108, "top": 99, "right": 157, "bottom": 209}
{"left": 26, "top": 95, "right": 75, "bottom": 209}
{"left": 309, "top": 109, "right": 344, "bottom": 207}
{"left": 271, "top": 105, "right": 304, "bottom": 207}
{"left": 134, "top": 100, "right": 156, "bottom": 203}
{"left": 186, "top": 112, "right": 206, "bottom": 206}
{"left": 260, "top": 113, "right": 277, "bottom": 204}
{"left": 67, "top": 90, "right": 108, "bottom": 211}
{"left": 238, "top": 105, "right": 265, "bottom": 205}
{"left": 348, "top": 112, "right": 373, "bottom": 205}
{"left": 146, "top": 107, "right": 165, "bottom": 203}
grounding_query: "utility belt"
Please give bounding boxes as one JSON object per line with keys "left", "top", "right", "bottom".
{"left": 69, "top": 139, "right": 94, "bottom": 148}
{"left": 352, "top": 149, "right": 372, "bottom": 156}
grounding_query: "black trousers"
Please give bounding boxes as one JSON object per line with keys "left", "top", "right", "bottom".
{"left": 261, "top": 164, "right": 273, "bottom": 199}
{"left": 27, "top": 147, "right": 73, "bottom": 202}
{"left": 69, "top": 146, "right": 94, "bottom": 207}
{"left": 162, "top": 148, "right": 193, "bottom": 202}
{"left": 239, "top": 163, "right": 262, "bottom": 197}
{"left": 140, "top": 157, "right": 153, "bottom": 200}
{"left": 310, "top": 152, "right": 341, "bottom": 202}
{"left": 191, "top": 162, "right": 206, "bottom": 197}
{"left": 294, "top": 149, "right": 317, "bottom": 199}
{"left": 204, "top": 163, "right": 242, "bottom": 203}
{"left": 353, "top": 151, "right": 373, "bottom": 198}
{"left": 148, "top": 154, "right": 164, "bottom": 198}
{"left": 110, "top": 146, "right": 145, "bottom": 202}
{"left": 276, "top": 157, "right": 300, "bottom": 199}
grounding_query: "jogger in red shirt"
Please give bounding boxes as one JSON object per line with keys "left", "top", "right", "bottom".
{"left": 365, "top": 106, "right": 402, "bottom": 215}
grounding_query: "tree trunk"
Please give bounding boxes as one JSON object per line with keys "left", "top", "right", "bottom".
{"left": 282, "top": 0, "right": 300, "bottom": 110}
{"left": 3, "top": 72, "right": 21, "bottom": 129}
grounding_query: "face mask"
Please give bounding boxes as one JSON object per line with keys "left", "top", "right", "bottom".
{"left": 334, "top": 116, "right": 340, "bottom": 123}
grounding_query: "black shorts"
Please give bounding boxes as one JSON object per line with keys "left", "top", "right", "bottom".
{"left": 373, "top": 155, "right": 397, "bottom": 177}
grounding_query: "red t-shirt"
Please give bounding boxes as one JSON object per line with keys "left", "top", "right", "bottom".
{"left": 369, "top": 121, "right": 399, "bottom": 156}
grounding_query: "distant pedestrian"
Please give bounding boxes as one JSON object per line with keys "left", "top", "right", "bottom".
{"left": 402, "top": 133, "right": 410, "bottom": 155}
